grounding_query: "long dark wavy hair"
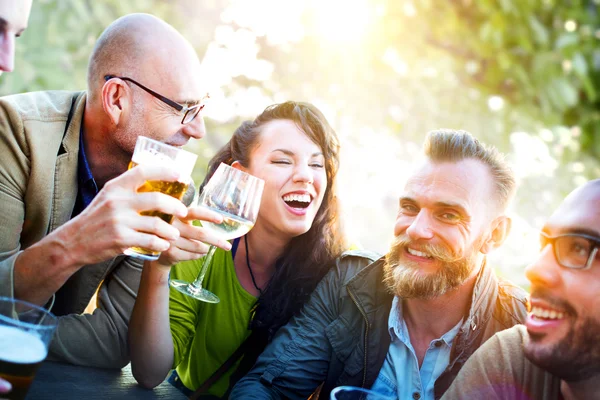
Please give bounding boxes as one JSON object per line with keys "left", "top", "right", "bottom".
{"left": 200, "top": 101, "right": 346, "bottom": 383}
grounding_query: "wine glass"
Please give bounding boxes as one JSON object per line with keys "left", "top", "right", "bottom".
{"left": 169, "top": 163, "right": 264, "bottom": 303}
{"left": 330, "top": 386, "right": 395, "bottom": 400}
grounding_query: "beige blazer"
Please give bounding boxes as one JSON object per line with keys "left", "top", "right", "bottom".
{"left": 0, "top": 90, "right": 142, "bottom": 368}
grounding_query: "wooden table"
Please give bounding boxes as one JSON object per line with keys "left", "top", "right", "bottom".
{"left": 26, "top": 361, "right": 186, "bottom": 399}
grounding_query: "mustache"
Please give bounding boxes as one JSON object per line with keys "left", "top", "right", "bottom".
{"left": 529, "top": 286, "right": 577, "bottom": 316}
{"left": 388, "top": 235, "right": 460, "bottom": 263}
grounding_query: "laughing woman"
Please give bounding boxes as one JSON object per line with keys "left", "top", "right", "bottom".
{"left": 129, "top": 101, "right": 346, "bottom": 397}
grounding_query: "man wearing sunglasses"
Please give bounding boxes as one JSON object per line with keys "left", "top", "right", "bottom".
{"left": 0, "top": 14, "right": 231, "bottom": 368}
{"left": 442, "top": 179, "right": 600, "bottom": 400}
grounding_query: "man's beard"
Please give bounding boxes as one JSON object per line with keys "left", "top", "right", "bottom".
{"left": 524, "top": 288, "right": 600, "bottom": 381}
{"left": 383, "top": 235, "right": 481, "bottom": 299}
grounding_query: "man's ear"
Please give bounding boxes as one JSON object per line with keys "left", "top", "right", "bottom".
{"left": 101, "top": 78, "right": 129, "bottom": 126}
{"left": 480, "top": 215, "right": 512, "bottom": 254}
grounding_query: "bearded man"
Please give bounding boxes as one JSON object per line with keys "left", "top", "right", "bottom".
{"left": 230, "top": 129, "right": 528, "bottom": 400}
{"left": 442, "top": 179, "right": 600, "bottom": 400}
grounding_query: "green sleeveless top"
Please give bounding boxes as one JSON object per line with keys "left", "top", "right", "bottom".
{"left": 169, "top": 246, "right": 256, "bottom": 397}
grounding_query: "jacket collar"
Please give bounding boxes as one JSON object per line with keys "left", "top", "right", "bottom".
{"left": 345, "top": 256, "right": 392, "bottom": 321}
{"left": 62, "top": 92, "right": 87, "bottom": 154}
{"left": 345, "top": 255, "right": 498, "bottom": 342}
{"left": 463, "top": 259, "right": 498, "bottom": 333}
{"left": 449, "top": 259, "right": 498, "bottom": 361}
{"left": 49, "top": 92, "right": 87, "bottom": 233}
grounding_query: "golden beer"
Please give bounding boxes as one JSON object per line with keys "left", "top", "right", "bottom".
{"left": 0, "top": 326, "right": 47, "bottom": 400}
{"left": 127, "top": 161, "right": 190, "bottom": 258}
{"left": 124, "top": 137, "right": 197, "bottom": 260}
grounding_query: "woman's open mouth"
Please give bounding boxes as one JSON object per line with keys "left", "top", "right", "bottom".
{"left": 282, "top": 193, "right": 311, "bottom": 209}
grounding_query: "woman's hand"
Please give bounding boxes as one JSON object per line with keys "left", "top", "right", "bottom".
{"left": 156, "top": 206, "right": 232, "bottom": 267}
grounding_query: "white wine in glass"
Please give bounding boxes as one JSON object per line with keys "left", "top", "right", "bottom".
{"left": 169, "top": 163, "right": 264, "bottom": 303}
{"left": 199, "top": 207, "right": 255, "bottom": 240}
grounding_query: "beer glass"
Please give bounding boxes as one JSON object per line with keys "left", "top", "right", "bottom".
{"left": 0, "top": 297, "right": 58, "bottom": 400}
{"left": 124, "top": 136, "right": 198, "bottom": 261}
{"left": 170, "top": 163, "right": 264, "bottom": 303}
{"left": 330, "top": 386, "right": 395, "bottom": 400}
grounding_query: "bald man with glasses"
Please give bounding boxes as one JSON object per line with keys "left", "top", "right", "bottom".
{"left": 0, "top": 14, "right": 231, "bottom": 369}
{"left": 442, "top": 179, "right": 600, "bottom": 400}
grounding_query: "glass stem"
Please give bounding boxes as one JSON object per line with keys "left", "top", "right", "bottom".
{"left": 189, "top": 245, "right": 217, "bottom": 292}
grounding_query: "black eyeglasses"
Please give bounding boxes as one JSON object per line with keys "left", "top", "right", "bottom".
{"left": 104, "top": 75, "right": 208, "bottom": 125}
{"left": 540, "top": 231, "right": 600, "bottom": 270}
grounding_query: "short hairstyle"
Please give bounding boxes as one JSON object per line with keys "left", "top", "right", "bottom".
{"left": 424, "top": 129, "right": 516, "bottom": 211}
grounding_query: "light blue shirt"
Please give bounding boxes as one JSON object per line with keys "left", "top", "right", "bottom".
{"left": 370, "top": 296, "right": 462, "bottom": 400}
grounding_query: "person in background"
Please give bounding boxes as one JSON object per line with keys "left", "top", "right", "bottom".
{"left": 0, "top": 0, "right": 31, "bottom": 74}
{"left": 0, "top": 13, "right": 230, "bottom": 368}
{"left": 129, "top": 101, "right": 348, "bottom": 398}
{"left": 0, "top": 0, "right": 32, "bottom": 395}
{"left": 231, "top": 129, "right": 528, "bottom": 400}
{"left": 442, "top": 179, "right": 600, "bottom": 400}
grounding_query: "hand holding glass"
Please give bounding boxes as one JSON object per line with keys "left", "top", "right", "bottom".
{"left": 170, "top": 163, "right": 264, "bottom": 303}
{"left": 124, "top": 136, "right": 198, "bottom": 261}
{"left": 0, "top": 297, "right": 58, "bottom": 400}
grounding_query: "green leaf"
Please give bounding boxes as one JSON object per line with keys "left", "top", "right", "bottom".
{"left": 593, "top": 127, "right": 600, "bottom": 157}
{"left": 498, "top": 0, "right": 515, "bottom": 13}
{"left": 555, "top": 33, "right": 579, "bottom": 49}
{"left": 512, "top": 64, "right": 534, "bottom": 95}
{"left": 531, "top": 52, "right": 557, "bottom": 82}
{"left": 528, "top": 16, "right": 549, "bottom": 46}
{"left": 480, "top": 22, "right": 493, "bottom": 42}
{"left": 497, "top": 52, "right": 512, "bottom": 70}
{"left": 546, "top": 78, "right": 579, "bottom": 110}
{"left": 572, "top": 52, "right": 588, "bottom": 76}
{"left": 580, "top": 76, "right": 597, "bottom": 101}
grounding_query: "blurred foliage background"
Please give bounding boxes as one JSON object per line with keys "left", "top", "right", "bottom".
{"left": 3, "top": 0, "right": 599, "bottom": 288}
